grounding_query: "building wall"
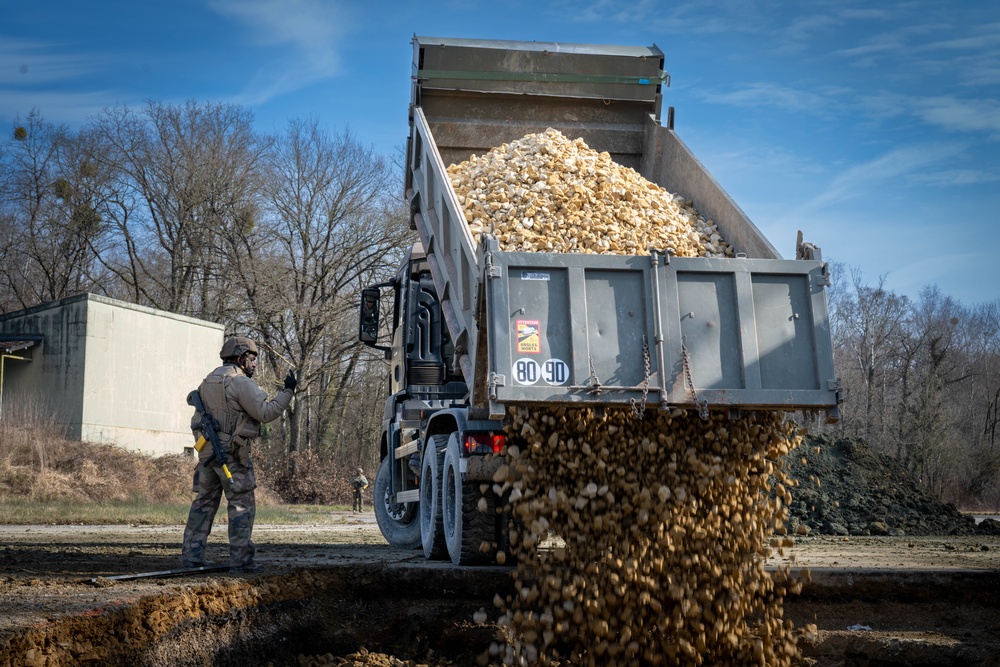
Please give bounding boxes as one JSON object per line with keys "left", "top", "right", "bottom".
{"left": 0, "top": 294, "right": 225, "bottom": 456}
{"left": 0, "top": 296, "right": 88, "bottom": 433}
{"left": 80, "top": 295, "right": 225, "bottom": 455}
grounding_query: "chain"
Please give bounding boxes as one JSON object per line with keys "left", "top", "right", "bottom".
{"left": 630, "top": 336, "right": 651, "bottom": 419}
{"left": 681, "top": 339, "right": 709, "bottom": 420}
{"left": 587, "top": 356, "right": 602, "bottom": 394}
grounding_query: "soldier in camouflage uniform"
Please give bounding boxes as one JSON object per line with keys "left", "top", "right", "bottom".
{"left": 352, "top": 467, "right": 369, "bottom": 512}
{"left": 181, "top": 336, "right": 297, "bottom": 573}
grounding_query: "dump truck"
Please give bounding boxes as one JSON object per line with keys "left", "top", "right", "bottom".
{"left": 359, "top": 36, "right": 841, "bottom": 564}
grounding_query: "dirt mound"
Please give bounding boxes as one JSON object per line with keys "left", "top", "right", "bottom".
{"left": 783, "top": 434, "right": 999, "bottom": 537}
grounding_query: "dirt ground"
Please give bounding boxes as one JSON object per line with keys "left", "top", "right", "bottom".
{"left": 1, "top": 512, "right": 998, "bottom": 666}
{"left": 0, "top": 513, "right": 391, "bottom": 635}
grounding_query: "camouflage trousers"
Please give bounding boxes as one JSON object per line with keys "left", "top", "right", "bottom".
{"left": 181, "top": 458, "right": 257, "bottom": 568}
{"left": 353, "top": 489, "right": 364, "bottom": 512}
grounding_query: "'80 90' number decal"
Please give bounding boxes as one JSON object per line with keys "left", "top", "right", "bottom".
{"left": 513, "top": 358, "right": 570, "bottom": 386}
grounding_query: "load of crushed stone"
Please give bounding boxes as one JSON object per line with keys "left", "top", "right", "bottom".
{"left": 447, "top": 128, "right": 733, "bottom": 258}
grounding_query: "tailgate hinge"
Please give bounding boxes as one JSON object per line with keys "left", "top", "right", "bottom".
{"left": 816, "top": 263, "right": 832, "bottom": 287}
{"left": 489, "top": 372, "right": 506, "bottom": 399}
{"left": 485, "top": 252, "right": 502, "bottom": 278}
{"left": 827, "top": 378, "right": 844, "bottom": 404}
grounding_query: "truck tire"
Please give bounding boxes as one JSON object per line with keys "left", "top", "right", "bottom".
{"left": 373, "top": 457, "right": 421, "bottom": 550}
{"left": 420, "top": 434, "right": 449, "bottom": 560}
{"left": 442, "top": 436, "right": 497, "bottom": 565}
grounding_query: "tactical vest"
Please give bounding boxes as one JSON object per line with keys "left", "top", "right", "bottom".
{"left": 197, "top": 364, "right": 264, "bottom": 467}
{"left": 199, "top": 365, "right": 256, "bottom": 446}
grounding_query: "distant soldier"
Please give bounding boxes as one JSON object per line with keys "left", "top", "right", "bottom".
{"left": 181, "top": 336, "right": 296, "bottom": 573}
{"left": 352, "top": 467, "right": 369, "bottom": 512}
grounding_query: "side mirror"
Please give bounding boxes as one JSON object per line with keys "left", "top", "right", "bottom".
{"left": 359, "top": 288, "right": 381, "bottom": 344}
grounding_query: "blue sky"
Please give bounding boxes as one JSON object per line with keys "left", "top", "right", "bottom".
{"left": 3, "top": 0, "right": 998, "bottom": 306}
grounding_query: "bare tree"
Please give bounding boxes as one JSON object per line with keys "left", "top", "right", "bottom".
{"left": 0, "top": 110, "right": 107, "bottom": 311}
{"left": 825, "top": 266, "right": 1000, "bottom": 507}
{"left": 236, "top": 119, "right": 411, "bottom": 461}
{"left": 961, "top": 300, "right": 1000, "bottom": 504}
{"left": 896, "top": 287, "right": 971, "bottom": 493}
{"left": 833, "top": 270, "right": 909, "bottom": 445}
{"left": 88, "top": 101, "right": 268, "bottom": 319}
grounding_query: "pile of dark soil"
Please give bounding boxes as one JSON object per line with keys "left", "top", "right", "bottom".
{"left": 782, "top": 434, "right": 1000, "bottom": 537}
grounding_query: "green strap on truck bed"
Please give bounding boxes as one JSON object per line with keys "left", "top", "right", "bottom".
{"left": 418, "top": 69, "right": 668, "bottom": 86}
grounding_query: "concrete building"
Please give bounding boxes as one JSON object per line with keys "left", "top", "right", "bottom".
{"left": 0, "top": 293, "right": 225, "bottom": 456}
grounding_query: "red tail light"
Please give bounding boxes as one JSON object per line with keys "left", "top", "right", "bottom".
{"left": 464, "top": 433, "right": 505, "bottom": 454}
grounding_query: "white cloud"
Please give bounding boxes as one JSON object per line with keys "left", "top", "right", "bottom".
{"left": 958, "top": 63, "right": 1000, "bottom": 88}
{"left": 832, "top": 15, "right": 999, "bottom": 76}
{"left": 909, "top": 169, "right": 1000, "bottom": 187}
{"left": 702, "top": 143, "right": 826, "bottom": 177}
{"left": 0, "top": 38, "right": 107, "bottom": 86}
{"left": 0, "top": 38, "right": 121, "bottom": 127}
{"left": 862, "top": 92, "right": 908, "bottom": 120}
{"left": 562, "top": 0, "right": 660, "bottom": 25}
{"left": 884, "top": 252, "right": 992, "bottom": 305}
{"left": 763, "top": 206, "right": 994, "bottom": 304}
{"left": 837, "top": 8, "right": 892, "bottom": 21}
{"left": 834, "top": 33, "right": 907, "bottom": 60}
{"left": 784, "top": 143, "right": 967, "bottom": 217}
{"left": 919, "top": 96, "right": 1000, "bottom": 137}
{"left": 0, "top": 90, "right": 116, "bottom": 129}
{"left": 864, "top": 93, "right": 1000, "bottom": 138}
{"left": 923, "top": 27, "right": 1000, "bottom": 53}
{"left": 784, "top": 14, "right": 842, "bottom": 41}
{"left": 553, "top": 0, "right": 771, "bottom": 36}
{"left": 208, "top": 0, "right": 351, "bottom": 105}
{"left": 699, "top": 82, "right": 837, "bottom": 116}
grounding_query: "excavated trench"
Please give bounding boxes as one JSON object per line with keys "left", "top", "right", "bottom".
{"left": 3, "top": 561, "right": 999, "bottom": 667}
{"left": 2, "top": 563, "right": 499, "bottom": 667}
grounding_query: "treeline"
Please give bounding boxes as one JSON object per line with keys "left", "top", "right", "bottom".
{"left": 0, "top": 104, "right": 413, "bottom": 474}
{"left": 3, "top": 104, "right": 998, "bottom": 509}
{"left": 823, "top": 266, "right": 1000, "bottom": 508}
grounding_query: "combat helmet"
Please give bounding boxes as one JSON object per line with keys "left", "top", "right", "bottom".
{"left": 220, "top": 336, "right": 258, "bottom": 360}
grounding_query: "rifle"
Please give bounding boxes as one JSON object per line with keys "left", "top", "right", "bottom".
{"left": 187, "top": 390, "right": 233, "bottom": 487}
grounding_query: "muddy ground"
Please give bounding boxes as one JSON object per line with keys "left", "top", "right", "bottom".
{"left": 1, "top": 512, "right": 998, "bottom": 666}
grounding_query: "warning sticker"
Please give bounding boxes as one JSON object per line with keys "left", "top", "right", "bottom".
{"left": 516, "top": 320, "right": 541, "bottom": 354}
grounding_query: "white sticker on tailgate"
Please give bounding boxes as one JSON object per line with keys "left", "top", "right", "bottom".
{"left": 542, "top": 359, "right": 569, "bottom": 385}
{"left": 513, "top": 358, "right": 570, "bottom": 386}
{"left": 513, "top": 358, "right": 541, "bottom": 385}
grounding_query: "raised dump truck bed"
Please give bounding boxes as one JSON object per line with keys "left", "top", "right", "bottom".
{"left": 361, "top": 35, "right": 841, "bottom": 559}
{"left": 406, "top": 36, "right": 840, "bottom": 421}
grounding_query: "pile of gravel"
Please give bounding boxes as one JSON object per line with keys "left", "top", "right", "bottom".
{"left": 782, "top": 434, "right": 1000, "bottom": 537}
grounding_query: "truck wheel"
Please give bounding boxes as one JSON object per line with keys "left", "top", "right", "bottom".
{"left": 420, "top": 434, "right": 449, "bottom": 560}
{"left": 373, "top": 457, "right": 421, "bottom": 550}
{"left": 442, "top": 436, "right": 497, "bottom": 565}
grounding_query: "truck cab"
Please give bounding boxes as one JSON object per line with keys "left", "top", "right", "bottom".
{"left": 361, "top": 243, "right": 506, "bottom": 561}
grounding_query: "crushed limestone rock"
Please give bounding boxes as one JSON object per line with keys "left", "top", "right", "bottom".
{"left": 447, "top": 128, "right": 733, "bottom": 258}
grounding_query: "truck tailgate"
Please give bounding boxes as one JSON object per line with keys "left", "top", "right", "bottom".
{"left": 482, "top": 243, "right": 840, "bottom": 420}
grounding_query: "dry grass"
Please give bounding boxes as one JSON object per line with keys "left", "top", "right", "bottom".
{"left": 0, "top": 411, "right": 192, "bottom": 505}
{"left": 0, "top": 404, "right": 347, "bottom": 524}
